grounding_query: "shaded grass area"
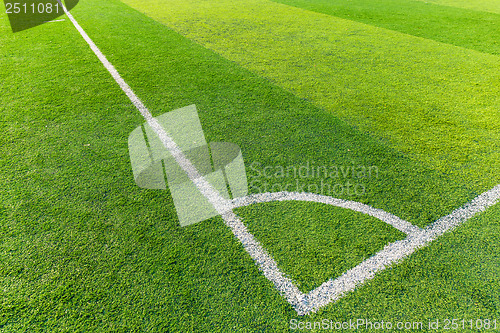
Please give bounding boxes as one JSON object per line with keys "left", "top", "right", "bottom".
{"left": 236, "top": 201, "right": 406, "bottom": 293}
{"left": 0, "top": 0, "right": 498, "bottom": 331}
{"left": 120, "top": 0, "right": 500, "bottom": 194}
{"left": 271, "top": 0, "right": 500, "bottom": 55}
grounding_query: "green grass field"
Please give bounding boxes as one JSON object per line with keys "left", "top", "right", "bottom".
{"left": 0, "top": 0, "right": 499, "bottom": 331}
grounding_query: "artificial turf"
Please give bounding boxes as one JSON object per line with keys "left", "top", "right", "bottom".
{"left": 0, "top": 0, "right": 499, "bottom": 331}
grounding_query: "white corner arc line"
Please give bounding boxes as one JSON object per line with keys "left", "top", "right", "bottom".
{"left": 58, "top": 1, "right": 500, "bottom": 316}
{"left": 231, "top": 192, "right": 422, "bottom": 235}
{"left": 305, "top": 184, "right": 500, "bottom": 315}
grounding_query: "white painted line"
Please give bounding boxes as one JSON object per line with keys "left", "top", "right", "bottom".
{"left": 231, "top": 192, "right": 422, "bottom": 235}
{"left": 304, "top": 184, "right": 500, "bottom": 315}
{"left": 43, "top": 19, "right": 66, "bottom": 23}
{"left": 59, "top": 0, "right": 500, "bottom": 316}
